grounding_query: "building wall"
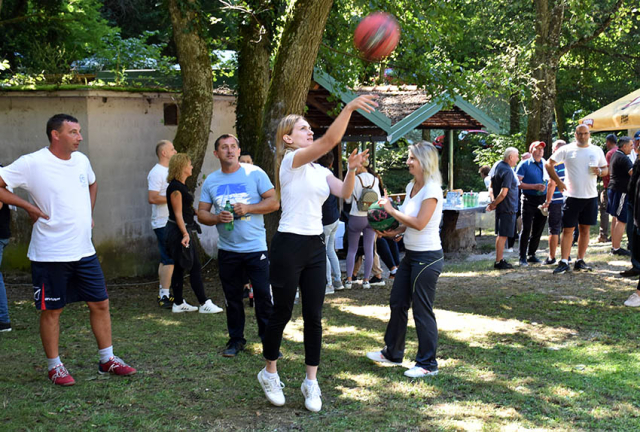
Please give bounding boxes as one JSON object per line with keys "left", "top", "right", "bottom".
{"left": 0, "top": 90, "right": 235, "bottom": 277}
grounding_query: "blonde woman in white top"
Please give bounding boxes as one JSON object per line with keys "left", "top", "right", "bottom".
{"left": 366, "top": 141, "right": 444, "bottom": 378}
{"left": 257, "top": 95, "right": 377, "bottom": 412}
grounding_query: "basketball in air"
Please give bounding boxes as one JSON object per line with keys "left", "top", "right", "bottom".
{"left": 367, "top": 201, "right": 399, "bottom": 232}
{"left": 354, "top": 12, "right": 401, "bottom": 61}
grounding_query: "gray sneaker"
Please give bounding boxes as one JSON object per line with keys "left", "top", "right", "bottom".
{"left": 332, "top": 280, "right": 345, "bottom": 290}
{"left": 325, "top": 285, "right": 335, "bottom": 295}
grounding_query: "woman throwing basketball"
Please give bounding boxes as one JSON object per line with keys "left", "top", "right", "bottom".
{"left": 258, "top": 95, "right": 377, "bottom": 412}
{"left": 366, "top": 141, "right": 444, "bottom": 378}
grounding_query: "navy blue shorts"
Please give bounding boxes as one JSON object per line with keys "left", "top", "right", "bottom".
{"left": 31, "top": 254, "right": 109, "bottom": 310}
{"left": 562, "top": 197, "right": 598, "bottom": 228}
{"left": 495, "top": 212, "right": 516, "bottom": 237}
{"left": 154, "top": 227, "right": 174, "bottom": 265}
{"left": 548, "top": 202, "right": 563, "bottom": 235}
{"left": 607, "top": 190, "right": 629, "bottom": 223}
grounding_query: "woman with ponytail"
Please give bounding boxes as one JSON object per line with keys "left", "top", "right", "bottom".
{"left": 257, "top": 95, "right": 377, "bottom": 412}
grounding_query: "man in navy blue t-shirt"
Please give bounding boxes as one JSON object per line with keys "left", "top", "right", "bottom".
{"left": 488, "top": 147, "right": 520, "bottom": 269}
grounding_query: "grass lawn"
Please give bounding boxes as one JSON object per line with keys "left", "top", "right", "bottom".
{"left": 1, "top": 233, "right": 640, "bottom": 431}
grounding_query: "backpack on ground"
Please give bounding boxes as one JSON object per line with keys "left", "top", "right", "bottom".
{"left": 356, "top": 175, "right": 378, "bottom": 212}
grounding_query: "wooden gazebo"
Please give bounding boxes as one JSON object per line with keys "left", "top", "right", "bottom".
{"left": 307, "top": 70, "right": 502, "bottom": 188}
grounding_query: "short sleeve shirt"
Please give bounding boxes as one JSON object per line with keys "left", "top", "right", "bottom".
{"left": 278, "top": 150, "right": 332, "bottom": 236}
{"left": 491, "top": 161, "right": 518, "bottom": 214}
{"left": 608, "top": 150, "right": 633, "bottom": 192}
{"left": 147, "top": 164, "right": 170, "bottom": 229}
{"left": 603, "top": 147, "right": 618, "bottom": 189}
{"left": 516, "top": 158, "right": 549, "bottom": 196}
{"left": 0, "top": 148, "right": 96, "bottom": 262}
{"left": 200, "top": 164, "right": 273, "bottom": 253}
{"left": 400, "top": 181, "right": 443, "bottom": 251}
{"left": 550, "top": 142, "right": 607, "bottom": 199}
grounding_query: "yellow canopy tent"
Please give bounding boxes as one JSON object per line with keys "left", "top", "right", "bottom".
{"left": 579, "top": 88, "right": 640, "bottom": 132}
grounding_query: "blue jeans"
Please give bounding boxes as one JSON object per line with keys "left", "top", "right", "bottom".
{"left": 323, "top": 220, "right": 341, "bottom": 285}
{"left": 0, "top": 238, "right": 10, "bottom": 323}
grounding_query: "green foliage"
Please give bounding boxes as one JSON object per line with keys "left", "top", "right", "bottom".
{"left": 375, "top": 139, "right": 413, "bottom": 194}
{"left": 0, "top": 0, "right": 113, "bottom": 75}
{"left": 474, "top": 133, "right": 527, "bottom": 168}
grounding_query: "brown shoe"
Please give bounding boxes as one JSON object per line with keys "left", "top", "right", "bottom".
{"left": 597, "top": 235, "right": 608, "bottom": 243}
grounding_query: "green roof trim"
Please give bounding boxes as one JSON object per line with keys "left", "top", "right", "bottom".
{"left": 312, "top": 69, "right": 503, "bottom": 142}
{"left": 452, "top": 95, "right": 502, "bottom": 134}
{"left": 313, "top": 69, "right": 391, "bottom": 129}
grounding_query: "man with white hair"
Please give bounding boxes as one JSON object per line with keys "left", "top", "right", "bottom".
{"left": 487, "top": 147, "right": 519, "bottom": 269}
{"left": 545, "top": 125, "right": 608, "bottom": 274}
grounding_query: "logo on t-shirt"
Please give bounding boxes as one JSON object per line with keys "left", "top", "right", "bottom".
{"left": 79, "top": 173, "right": 87, "bottom": 187}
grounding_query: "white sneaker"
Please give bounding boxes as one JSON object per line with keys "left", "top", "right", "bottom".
{"left": 257, "top": 368, "right": 285, "bottom": 407}
{"left": 404, "top": 366, "right": 439, "bottom": 378}
{"left": 344, "top": 281, "right": 353, "bottom": 290}
{"left": 362, "top": 281, "right": 371, "bottom": 289}
{"left": 199, "top": 299, "right": 223, "bottom": 314}
{"left": 366, "top": 350, "right": 402, "bottom": 365}
{"left": 300, "top": 380, "right": 322, "bottom": 412}
{"left": 624, "top": 292, "right": 640, "bottom": 307}
{"left": 505, "top": 248, "right": 514, "bottom": 253}
{"left": 172, "top": 301, "right": 198, "bottom": 313}
{"left": 325, "top": 285, "right": 335, "bottom": 295}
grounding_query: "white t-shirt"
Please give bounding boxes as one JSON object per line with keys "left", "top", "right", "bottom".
{"left": 400, "top": 181, "right": 443, "bottom": 252}
{"left": 0, "top": 148, "right": 96, "bottom": 262}
{"left": 346, "top": 172, "right": 380, "bottom": 217}
{"left": 147, "top": 163, "right": 169, "bottom": 229}
{"left": 278, "top": 150, "right": 332, "bottom": 236}
{"left": 550, "top": 142, "right": 607, "bottom": 199}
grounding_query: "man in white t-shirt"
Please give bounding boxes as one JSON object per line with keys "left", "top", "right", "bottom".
{"left": 147, "top": 140, "right": 177, "bottom": 309}
{"left": 0, "top": 114, "right": 136, "bottom": 386}
{"left": 545, "top": 124, "right": 608, "bottom": 274}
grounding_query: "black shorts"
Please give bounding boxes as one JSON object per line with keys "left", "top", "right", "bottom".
{"left": 607, "top": 190, "right": 629, "bottom": 223}
{"left": 31, "top": 254, "right": 108, "bottom": 310}
{"left": 548, "top": 202, "right": 563, "bottom": 235}
{"left": 495, "top": 212, "right": 516, "bottom": 237}
{"left": 562, "top": 197, "right": 598, "bottom": 228}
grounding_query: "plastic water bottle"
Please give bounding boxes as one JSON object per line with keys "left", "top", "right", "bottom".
{"left": 224, "top": 200, "right": 234, "bottom": 231}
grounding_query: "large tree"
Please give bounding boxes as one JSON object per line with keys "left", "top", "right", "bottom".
{"left": 167, "top": 0, "right": 214, "bottom": 192}
{"left": 525, "top": 0, "right": 625, "bottom": 147}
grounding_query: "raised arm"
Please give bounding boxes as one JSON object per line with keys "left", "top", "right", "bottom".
{"left": 326, "top": 149, "right": 370, "bottom": 199}
{"left": 292, "top": 95, "right": 378, "bottom": 169}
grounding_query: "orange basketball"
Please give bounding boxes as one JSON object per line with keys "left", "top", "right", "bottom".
{"left": 354, "top": 12, "right": 401, "bottom": 61}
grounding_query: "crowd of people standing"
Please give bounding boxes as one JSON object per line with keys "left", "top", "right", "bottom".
{"left": 1, "top": 108, "right": 639, "bottom": 414}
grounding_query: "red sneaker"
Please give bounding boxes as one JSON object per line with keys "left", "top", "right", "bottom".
{"left": 98, "top": 356, "right": 137, "bottom": 376}
{"left": 48, "top": 364, "right": 76, "bottom": 386}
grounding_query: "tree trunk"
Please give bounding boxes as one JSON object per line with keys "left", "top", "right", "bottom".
{"left": 167, "top": 0, "right": 213, "bottom": 193}
{"left": 509, "top": 92, "right": 520, "bottom": 135}
{"left": 259, "top": 0, "right": 334, "bottom": 174}
{"left": 554, "top": 93, "right": 567, "bottom": 142}
{"left": 525, "top": 0, "right": 563, "bottom": 149}
{"left": 235, "top": 2, "right": 274, "bottom": 166}
{"left": 257, "top": 0, "right": 335, "bottom": 238}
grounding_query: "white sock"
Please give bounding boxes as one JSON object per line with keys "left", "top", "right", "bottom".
{"left": 98, "top": 346, "right": 114, "bottom": 364}
{"left": 561, "top": 259, "right": 568, "bottom": 264}
{"left": 47, "top": 356, "right": 62, "bottom": 371}
{"left": 159, "top": 288, "right": 170, "bottom": 298}
{"left": 263, "top": 368, "right": 278, "bottom": 379}
{"left": 304, "top": 376, "right": 318, "bottom": 386}
{"left": 390, "top": 268, "right": 397, "bottom": 275}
